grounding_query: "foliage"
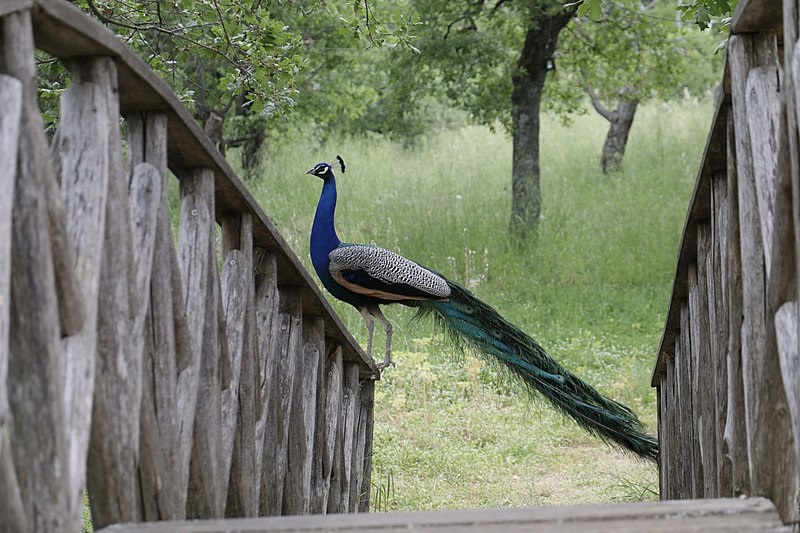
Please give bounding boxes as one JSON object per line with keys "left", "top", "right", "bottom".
{"left": 572, "top": 0, "right": 737, "bottom": 30}
{"left": 58, "top": 0, "right": 419, "bottom": 169}
{"left": 557, "top": 1, "right": 693, "bottom": 105}
{"left": 75, "top": 0, "right": 307, "bottom": 116}
{"left": 677, "top": 0, "right": 737, "bottom": 30}
{"left": 250, "top": 97, "right": 713, "bottom": 507}
{"left": 330, "top": 0, "right": 720, "bottom": 141}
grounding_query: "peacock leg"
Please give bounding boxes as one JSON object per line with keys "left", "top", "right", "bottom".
{"left": 370, "top": 305, "right": 395, "bottom": 370}
{"left": 358, "top": 306, "right": 374, "bottom": 358}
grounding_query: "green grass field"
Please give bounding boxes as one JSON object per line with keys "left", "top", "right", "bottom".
{"left": 250, "top": 98, "right": 714, "bottom": 511}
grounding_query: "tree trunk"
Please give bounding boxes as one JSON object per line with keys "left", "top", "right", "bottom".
{"left": 601, "top": 98, "right": 637, "bottom": 173}
{"left": 509, "top": 9, "right": 574, "bottom": 239}
{"left": 586, "top": 86, "right": 638, "bottom": 173}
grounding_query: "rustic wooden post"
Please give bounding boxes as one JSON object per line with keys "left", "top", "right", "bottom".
{"left": 310, "top": 337, "right": 330, "bottom": 514}
{"left": 710, "top": 171, "right": 731, "bottom": 496}
{"left": 78, "top": 55, "right": 145, "bottom": 529}
{"left": 730, "top": 33, "right": 798, "bottom": 522}
{"left": 182, "top": 167, "right": 226, "bottom": 519}
{"left": 325, "top": 345, "right": 345, "bottom": 514}
{"left": 0, "top": 65, "right": 26, "bottom": 533}
{"left": 57, "top": 57, "right": 119, "bottom": 529}
{"left": 694, "top": 225, "right": 718, "bottom": 497}
{"left": 673, "top": 336, "right": 691, "bottom": 499}
{"left": 253, "top": 251, "right": 281, "bottom": 513}
{"left": 357, "top": 379, "right": 376, "bottom": 512}
{"left": 679, "top": 304, "right": 702, "bottom": 497}
{"left": 125, "top": 112, "right": 185, "bottom": 521}
{"left": 4, "top": 9, "right": 69, "bottom": 532}
{"left": 664, "top": 358, "right": 677, "bottom": 499}
{"left": 340, "top": 362, "right": 361, "bottom": 512}
{"left": 223, "top": 212, "right": 258, "bottom": 517}
{"left": 284, "top": 315, "right": 324, "bottom": 514}
{"left": 790, "top": 23, "right": 800, "bottom": 485}
{"left": 263, "top": 286, "right": 302, "bottom": 515}
{"left": 219, "top": 213, "right": 252, "bottom": 506}
{"left": 723, "top": 114, "right": 750, "bottom": 499}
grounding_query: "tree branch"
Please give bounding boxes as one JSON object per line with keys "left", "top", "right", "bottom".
{"left": 584, "top": 84, "right": 615, "bottom": 122}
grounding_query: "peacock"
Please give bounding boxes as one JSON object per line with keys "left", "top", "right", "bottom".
{"left": 305, "top": 158, "right": 658, "bottom": 462}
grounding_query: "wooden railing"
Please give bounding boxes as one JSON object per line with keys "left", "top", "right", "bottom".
{"left": 0, "top": 1, "right": 379, "bottom": 531}
{"left": 652, "top": 0, "right": 799, "bottom": 526}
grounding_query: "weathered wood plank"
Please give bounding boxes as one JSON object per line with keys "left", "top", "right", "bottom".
{"left": 792, "top": 47, "right": 800, "bottom": 449}
{"left": 324, "top": 345, "right": 345, "bottom": 514}
{"left": 285, "top": 316, "right": 324, "bottom": 515}
{"left": 253, "top": 251, "right": 280, "bottom": 513}
{"left": 678, "top": 304, "right": 701, "bottom": 498}
{"left": 310, "top": 335, "right": 330, "bottom": 515}
{"left": 0, "top": 71, "right": 25, "bottom": 533}
{"left": 223, "top": 213, "right": 257, "bottom": 518}
{"left": 46, "top": 128, "right": 84, "bottom": 337}
{"left": 663, "top": 361, "right": 676, "bottom": 499}
{"left": 219, "top": 229, "right": 252, "bottom": 512}
{"left": 57, "top": 57, "right": 117, "bottom": 527}
{"left": 710, "top": 172, "right": 731, "bottom": 497}
{"left": 127, "top": 112, "right": 184, "bottom": 521}
{"left": 0, "top": 438, "right": 28, "bottom": 532}
{"left": 745, "top": 66, "right": 781, "bottom": 278}
{"left": 695, "top": 225, "right": 719, "bottom": 497}
{"left": 4, "top": 10, "right": 69, "bottom": 531}
{"left": 687, "top": 263, "right": 710, "bottom": 498}
{"left": 83, "top": 56, "right": 143, "bottom": 529}
{"left": 723, "top": 114, "right": 749, "bottom": 498}
{"left": 183, "top": 167, "right": 225, "bottom": 519}
{"left": 263, "top": 287, "right": 302, "bottom": 516}
{"left": 729, "top": 33, "right": 798, "bottom": 522}
{"left": 656, "top": 383, "right": 666, "bottom": 498}
{"left": 95, "top": 497, "right": 786, "bottom": 533}
{"left": 340, "top": 362, "right": 361, "bottom": 513}
{"left": 357, "top": 379, "right": 375, "bottom": 512}
{"left": 731, "top": 0, "right": 783, "bottom": 34}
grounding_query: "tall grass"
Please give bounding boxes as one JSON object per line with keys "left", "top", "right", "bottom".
{"left": 246, "top": 98, "right": 713, "bottom": 510}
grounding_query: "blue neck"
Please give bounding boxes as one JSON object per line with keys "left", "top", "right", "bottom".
{"left": 311, "top": 174, "right": 342, "bottom": 273}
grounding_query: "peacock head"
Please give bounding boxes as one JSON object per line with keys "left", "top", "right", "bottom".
{"left": 306, "top": 162, "right": 334, "bottom": 180}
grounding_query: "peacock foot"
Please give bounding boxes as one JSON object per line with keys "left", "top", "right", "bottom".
{"left": 376, "top": 354, "right": 396, "bottom": 371}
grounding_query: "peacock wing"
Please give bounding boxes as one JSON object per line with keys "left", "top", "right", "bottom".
{"left": 328, "top": 244, "right": 451, "bottom": 302}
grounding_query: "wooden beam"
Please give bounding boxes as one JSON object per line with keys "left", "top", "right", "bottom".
{"left": 731, "top": 0, "right": 783, "bottom": 34}
{"left": 95, "top": 497, "right": 786, "bottom": 533}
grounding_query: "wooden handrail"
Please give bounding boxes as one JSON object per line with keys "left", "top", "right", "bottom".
{"left": 26, "top": 0, "right": 376, "bottom": 376}
{"left": 0, "top": 2, "right": 378, "bottom": 531}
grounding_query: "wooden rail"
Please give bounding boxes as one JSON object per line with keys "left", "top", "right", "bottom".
{"left": 652, "top": 0, "right": 799, "bottom": 525}
{"left": 0, "top": 1, "right": 379, "bottom": 532}
{"left": 95, "top": 497, "right": 787, "bottom": 533}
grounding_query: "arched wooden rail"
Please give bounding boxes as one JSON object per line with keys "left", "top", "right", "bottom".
{"left": 0, "top": 1, "right": 379, "bottom": 531}
{"left": 652, "top": 0, "right": 800, "bottom": 527}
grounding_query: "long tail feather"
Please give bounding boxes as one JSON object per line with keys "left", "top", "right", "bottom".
{"left": 417, "top": 280, "right": 659, "bottom": 462}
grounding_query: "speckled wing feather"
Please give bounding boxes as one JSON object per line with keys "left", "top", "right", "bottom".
{"left": 328, "top": 244, "right": 451, "bottom": 301}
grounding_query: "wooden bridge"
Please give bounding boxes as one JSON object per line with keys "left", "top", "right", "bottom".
{"left": 0, "top": 0, "right": 377, "bottom": 531}
{"left": 651, "top": 0, "right": 800, "bottom": 529}
{"left": 0, "top": 0, "right": 797, "bottom": 531}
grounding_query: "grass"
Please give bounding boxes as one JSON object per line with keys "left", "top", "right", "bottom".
{"left": 243, "top": 98, "right": 713, "bottom": 511}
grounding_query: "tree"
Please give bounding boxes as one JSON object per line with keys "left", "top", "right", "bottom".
{"left": 557, "top": 1, "right": 691, "bottom": 173}
{"left": 381, "top": 0, "right": 577, "bottom": 239}
{"left": 66, "top": 0, "right": 416, "bottom": 177}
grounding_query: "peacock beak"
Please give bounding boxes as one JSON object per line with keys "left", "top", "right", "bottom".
{"left": 305, "top": 168, "right": 315, "bottom": 175}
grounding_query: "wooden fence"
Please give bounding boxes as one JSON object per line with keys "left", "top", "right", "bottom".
{"left": 652, "top": 0, "right": 800, "bottom": 526}
{"left": 0, "top": 1, "right": 379, "bottom": 531}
